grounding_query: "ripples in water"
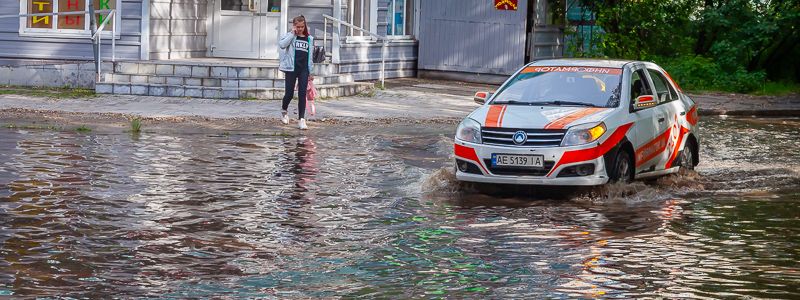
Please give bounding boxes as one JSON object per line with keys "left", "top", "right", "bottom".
{"left": 0, "top": 117, "right": 798, "bottom": 298}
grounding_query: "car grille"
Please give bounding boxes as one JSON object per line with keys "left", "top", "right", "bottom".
{"left": 481, "top": 127, "right": 566, "bottom": 147}
{"left": 483, "top": 159, "right": 555, "bottom": 176}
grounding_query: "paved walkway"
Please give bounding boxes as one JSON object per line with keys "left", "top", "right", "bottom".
{"left": 0, "top": 78, "right": 797, "bottom": 123}
{"left": 0, "top": 79, "right": 488, "bottom": 122}
{"left": 689, "top": 92, "right": 800, "bottom": 116}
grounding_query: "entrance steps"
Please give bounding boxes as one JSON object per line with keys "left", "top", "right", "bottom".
{"left": 95, "top": 59, "right": 373, "bottom": 99}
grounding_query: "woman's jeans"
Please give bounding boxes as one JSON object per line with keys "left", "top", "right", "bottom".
{"left": 281, "top": 68, "right": 309, "bottom": 119}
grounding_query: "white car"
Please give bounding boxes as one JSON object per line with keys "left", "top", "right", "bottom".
{"left": 454, "top": 59, "right": 700, "bottom": 186}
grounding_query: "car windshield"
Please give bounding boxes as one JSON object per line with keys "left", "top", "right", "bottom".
{"left": 491, "top": 66, "right": 623, "bottom": 107}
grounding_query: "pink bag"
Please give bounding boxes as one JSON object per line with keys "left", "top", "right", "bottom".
{"left": 307, "top": 79, "right": 318, "bottom": 116}
{"left": 296, "top": 79, "right": 319, "bottom": 116}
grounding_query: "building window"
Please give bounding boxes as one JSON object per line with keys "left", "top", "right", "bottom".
{"left": 267, "top": 0, "right": 281, "bottom": 12}
{"left": 348, "top": 0, "right": 373, "bottom": 36}
{"left": 386, "top": 0, "right": 412, "bottom": 36}
{"left": 19, "top": 0, "right": 119, "bottom": 37}
{"left": 535, "top": 0, "right": 565, "bottom": 26}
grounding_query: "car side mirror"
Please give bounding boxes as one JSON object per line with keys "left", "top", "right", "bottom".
{"left": 474, "top": 91, "right": 492, "bottom": 105}
{"left": 634, "top": 95, "right": 656, "bottom": 110}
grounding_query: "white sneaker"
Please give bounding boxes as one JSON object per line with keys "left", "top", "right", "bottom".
{"left": 280, "top": 110, "right": 289, "bottom": 125}
{"left": 298, "top": 118, "right": 308, "bottom": 130}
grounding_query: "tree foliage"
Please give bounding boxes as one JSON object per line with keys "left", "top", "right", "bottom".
{"left": 572, "top": 0, "right": 800, "bottom": 91}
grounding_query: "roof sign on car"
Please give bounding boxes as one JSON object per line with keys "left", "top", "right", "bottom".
{"left": 522, "top": 66, "right": 623, "bottom": 75}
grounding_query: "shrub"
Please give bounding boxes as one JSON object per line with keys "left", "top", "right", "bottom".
{"left": 654, "top": 56, "right": 766, "bottom": 93}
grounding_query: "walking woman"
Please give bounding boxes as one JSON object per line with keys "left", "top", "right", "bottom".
{"left": 278, "top": 15, "right": 314, "bottom": 130}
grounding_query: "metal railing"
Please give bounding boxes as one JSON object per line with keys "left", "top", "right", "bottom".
{"left": 322, "top": 14, "right": 389, "bottom": 88}
{"left": 0, "top": 9, "right": 117, "bottom": 81}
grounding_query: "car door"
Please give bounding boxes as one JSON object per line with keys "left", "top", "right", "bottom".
{"left": 627, "top": 67, "right": 661, "bottom": 174}
{"left": 646, "top": 68, "right": 682, "bottom": 170}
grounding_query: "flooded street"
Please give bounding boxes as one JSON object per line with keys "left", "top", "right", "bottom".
{"left": 0, "top": 116, "right": 798, "bottom": 298}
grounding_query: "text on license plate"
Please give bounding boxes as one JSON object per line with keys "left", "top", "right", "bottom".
{"left": 492, "top": 154, "right": 544, "bottom": 168}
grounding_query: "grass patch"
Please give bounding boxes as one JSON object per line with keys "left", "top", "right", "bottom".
{"left": 74, "top": 125, "right": 92, "bottom": 132}
{"left": 753, "top": 81, "right": 800, "bottom": 96}
{"left": 130, "top": 118, "right": 142, "bottom": 133}
{"left": 272, "top": 131, "right": 294, "bottom": 137}
{"left": 354, "top": 89, "right": 377, "bottom": 98}
{"left": 0, "top": 85, "right": 96, "bottom": 99}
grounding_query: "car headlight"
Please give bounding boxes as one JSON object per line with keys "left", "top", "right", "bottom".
{"left": 561, "top": 122, "right": 606, "bottom": 146}
{"left": 456, "top": 118, "right": 482, "bottom": 143}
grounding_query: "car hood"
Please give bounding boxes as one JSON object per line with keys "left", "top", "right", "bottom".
{"left": 470, "top": 104, "right": 615, "bottom": 129}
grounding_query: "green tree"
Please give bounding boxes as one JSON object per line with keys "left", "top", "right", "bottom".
{"left": 570, "top": 0, "right": 800, "bottom": 87}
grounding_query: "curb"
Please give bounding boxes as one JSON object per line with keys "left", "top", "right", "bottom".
{"left": 698, "top": 109, "right": 800, "bottom": 117}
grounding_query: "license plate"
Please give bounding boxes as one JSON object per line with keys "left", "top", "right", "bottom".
{"left": 491, "top": 154, "right": 544, "bottom": 168}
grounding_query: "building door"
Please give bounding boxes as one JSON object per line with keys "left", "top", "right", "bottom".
{"left": 526, "top": 0, "right": 565, "bottom": 62}
{"left": 210, "top": 0, "right": 285, "bottom": 59}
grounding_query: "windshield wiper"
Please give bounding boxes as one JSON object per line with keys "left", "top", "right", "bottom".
{"left": 527, "top": 101, "right": 601, "bottom": 107}
{"left": 491, "top": 100, "right": 529, "bottom": 105}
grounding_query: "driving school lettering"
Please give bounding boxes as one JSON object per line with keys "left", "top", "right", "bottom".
{"left": 63, "top": 0, "right": 82, "bottom": 26}
{"left": 635, "top": 127, "right": 672, "bottom": 167}
{"left": 97, "top": 0, "right": 111, "bottom": 24}
{"left": 31, "top": 1, "right": 52, "bottom": 27}
{"left": 522, "top": 66, "right": 623, "bottom": 75}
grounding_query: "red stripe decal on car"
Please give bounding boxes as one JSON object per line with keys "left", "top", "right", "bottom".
{"left": 544, "top": 108, "right": 608, "bottom": 130}
{"left": 484, "top": 105, "right": 506, "bottom": 128}
{"left": 546, "top": 123, "right": 634, "bottom": 177}
{"left": 454, "top": 144, "right": 488, "bottom": 174}
{"left": 497, "top": 105, "right": 508, "bottom": 127}
{"left": 634, "top": 127, "right": 673, "bottom": 168}
{"left": 686, "top": 105, "right": 699, "bottom": 126}
{"left": 664, "top": 126, "right": 690, "bottom": 169}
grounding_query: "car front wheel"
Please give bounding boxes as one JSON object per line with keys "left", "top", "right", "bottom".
{"left": 680, "top": 140, "right": 697, "bottom": 172}
{"left": 609, "top": 150, "right": 634, "bottom": 183}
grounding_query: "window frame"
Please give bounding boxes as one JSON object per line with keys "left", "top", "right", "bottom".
{"left": 646, "top": 68, "right": 679, "bottom": 104}
{"left": 18, "top": 0, "right": 121, "bottom": 39}
{"left": 346, "top": 0, "right": 376, "bottom": 36}
{"left": 344, "top": 0, "right": 379, "bottom": 43}
{"left": 386, "top": 0, "right": 414, "bottom": 39}
{"left": 534, "top": 0, "right": 566, "bottom": 27}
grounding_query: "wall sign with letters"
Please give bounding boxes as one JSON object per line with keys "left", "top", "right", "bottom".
{"left": 20, "top": 0, "right": 118, "bottom": 36}
{"left": 494, "top": 0, "right": 518, "bottom": 11}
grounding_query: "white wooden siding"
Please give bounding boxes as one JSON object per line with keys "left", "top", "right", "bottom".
{"left": 0, "top": 0, "right": 145, "bottom": 60}
{"left": 149, "top": 0, "right": 208, "bottom": 59}
{"left": 417, "top": 0, "right": 528, "bottom": 75}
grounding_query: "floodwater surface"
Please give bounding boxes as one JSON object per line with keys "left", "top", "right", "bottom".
{"left": 0, "top": 117, "right": 798, "bottom": 298}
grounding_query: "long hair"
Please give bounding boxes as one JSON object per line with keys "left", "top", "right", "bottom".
{"left": 293, "top": 15, "right": 309, "bottom": 36}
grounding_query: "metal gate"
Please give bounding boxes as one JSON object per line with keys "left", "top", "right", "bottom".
{"left": 417, "top": 0, "right": 528, "bottom": 75}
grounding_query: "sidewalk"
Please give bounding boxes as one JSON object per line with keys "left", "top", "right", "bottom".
{"left": 0, "top": 78, "right": 487, "bottom": 124}
{"left": 1, "top": 78, "right": 798, "bottom": 124}
{"left": 689, "top": 92, "right": 800, "bottom": 116}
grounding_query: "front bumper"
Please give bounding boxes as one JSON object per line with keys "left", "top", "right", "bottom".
{"left": 454, "top": 140, "right": 610, "bottom": 186}
{"left": 456, "top": 170, "right": 608, "bottom": 186}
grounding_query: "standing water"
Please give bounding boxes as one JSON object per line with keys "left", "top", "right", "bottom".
{"left": 0, "top": 117, "right": 798, "bottom": 298}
